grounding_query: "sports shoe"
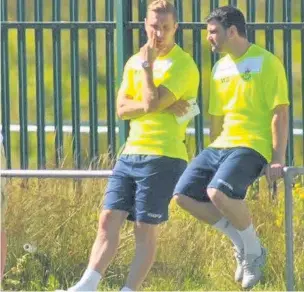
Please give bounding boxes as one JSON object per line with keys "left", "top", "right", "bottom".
{"left": 242, "top": 246, "right": 267, "bottom": 289}
{"left": 234, "top": 248, "right": 244, "bottom": 282}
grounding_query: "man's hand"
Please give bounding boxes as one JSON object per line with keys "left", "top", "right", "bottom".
{"left": 265, "top": 162, "right": 284, "bottom": 184}
{"left": 140, "top": 32, "right": 159, "bottom": 65}
{"left": 165, "top": 99, "right": 189, "bottom": 116}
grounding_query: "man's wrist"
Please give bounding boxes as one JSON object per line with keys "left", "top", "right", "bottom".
{"left": 141, "top": 60, "right": 153, "bottom": 69}
{"left": 270, "top": 157, "right": 285, "bottom": 165}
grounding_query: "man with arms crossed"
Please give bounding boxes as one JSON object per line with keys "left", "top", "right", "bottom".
{"left": 174, "top": 6, "right": 289, "bottom": 289}
{"left": 66, "top": 1, "right": 199, "bottom": 291}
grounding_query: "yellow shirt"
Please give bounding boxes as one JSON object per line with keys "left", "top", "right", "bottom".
{"left": 120, "top": 44, "right": 199, "bottom": 161}
{"left": 209, "top": 44, "right": 289, "bottom": 162}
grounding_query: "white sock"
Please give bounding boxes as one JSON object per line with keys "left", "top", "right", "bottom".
{"left": 213, "top": 217, "right": 244, "bottom": 253}
{"left": 121, "top": 287, "right": 133, "bottom": 291}
{"left": 237, "top": 224, "right": 262, "bottom": 256}
{"left": 70, "top": 267, "right": 101, "bottom": 291}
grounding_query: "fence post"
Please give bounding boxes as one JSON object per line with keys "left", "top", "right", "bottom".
{"left": 283, "top": 167, "right": 295, "bottom": 291}
{"left": 35, "top": 0, "right": 46, "bottom": 169}
{"left": 0, "top": 0, "right": 11, "bottom": 168}
{"left": 116, "top": 0, "right": 133, "bottom": 147}
{"left": 283, "top": 0, "right": 294, "bottom": 166}
{"left": 17, "top": 0, "right": 29, "bottom": 169}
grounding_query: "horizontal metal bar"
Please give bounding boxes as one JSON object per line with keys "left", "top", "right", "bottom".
{"left": 1, "top": 21, "right": 116, "bottom": 29}
{"left": 0, "top": 169, "right": 112, "bottom": 178}
{"left": 1, "top": 124, "right": 303, "bottom": 136}
{"left": 127, "top": 22, "right": 304, "bottom": 30}
{"left": 2, "top": 21, "right": 304, "bottom": 30}
{"left": 283, "top": 166, "right": 304, "bottom": 177}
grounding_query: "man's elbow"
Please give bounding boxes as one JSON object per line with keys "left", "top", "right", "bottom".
{"left": 116, "top": 107, "right": 129, "bottom": 120}
{"left": 143, "top": 100, "right": 158, "bottom": 113}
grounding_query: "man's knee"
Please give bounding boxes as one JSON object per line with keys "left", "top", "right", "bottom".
{"left": 207, "top": 188, "right": 226, "bottom": 207}
{"left": 173, "top": 193, "right": 188, "bottom": 209}
{"left": 98, "top": 210, "right": 127, "bottom": 239}
{"left": 134, "top": 222, "right": 158, "bottom": 245}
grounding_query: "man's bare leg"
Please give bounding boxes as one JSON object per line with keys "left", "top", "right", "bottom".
{"left": 123, "top": 222, "right": 158, "bottom": 291}
{"left": 68, "top": 210, "right": 128, "bottom": 291}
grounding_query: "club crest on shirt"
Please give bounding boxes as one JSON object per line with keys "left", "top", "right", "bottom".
{"left": 242, "top": 68, "right": 252, "bottom": 81}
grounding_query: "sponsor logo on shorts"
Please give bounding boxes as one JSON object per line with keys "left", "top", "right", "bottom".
{"left": 217, "top": 179, "right": 234, "bottom": 191}
{"left": 147, "top": 213, "right": 162, "bottom": 219}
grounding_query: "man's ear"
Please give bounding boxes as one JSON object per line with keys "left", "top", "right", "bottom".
{"left": 228, "top": 25, "right": 238, "bottom": 38}
{"left": 174, "top": 22, "right": 179, "bottom": 32}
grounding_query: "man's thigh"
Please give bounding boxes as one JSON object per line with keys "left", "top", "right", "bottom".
{"left": 131, "top": 155, "right": 187, "bottom": 224}
{"left": 208, "top": 147, "right": 267, "bottom": 199}
{"left": 174, "top": 148, "right": 220, "bottom": 202}
{"left": 103, "top": 155, "right": 136, "bottom": 214}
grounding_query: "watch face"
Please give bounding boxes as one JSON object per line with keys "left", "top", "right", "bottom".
{"left": 142, "top": 61, "right": 150, "bottom": 68}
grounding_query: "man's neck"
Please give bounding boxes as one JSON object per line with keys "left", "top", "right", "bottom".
{"left": 228, "top": 39, "right": 251, "bottom": 59}
{"left": 158, "top": 42, "right": 175, "bottom": 57}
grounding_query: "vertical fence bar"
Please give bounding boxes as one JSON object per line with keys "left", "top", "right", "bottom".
{"left": 17, "top": 0, "right": 28, "bottom": 169}
{"left": 105, "top": 0, "right": 116, "bottom": 158}
{"left": 174, "top": 0, "right": 183, "bottom": 47}
{"left": 138, "top": 0, "right": 147, "bottom": 47}
{"left": 52, "top": 0, "right": 64, "bottom": 168}
{"left": 87, "top": 0, "right": 99, "bottom": 166}
{"left": 70, "top": 0, "right": 81, "bottom": 168}
{"left": 228, "top": 0, "right": 237, "bottom": 6}
{"left": 284, "top": 169, "right": 295, "bottom": 291}
{"left": 1, "top": 0, "right": 11, "bottom": 168}
{"left": 116, "top": 0, "right": 132, "bottom": 146}
{"left": 246, "top": 0, "right": 255, "bottom": 43}
{"left": 210, "top": 0, "right": 219, "bottom": 67}
{"left": 35, "top": 0, "right": 46, "bottom": 169}
{"left": 265, "top": 0, "right": 274, "bottom": 53}
{"left": 302, "top": 0, "right": 304, "bottom": 166}
{"left": 283, "top": 0, "right": 294, "bottom": 166}
{"left": 192, "top": 0, "right": 203, "bottom": 153}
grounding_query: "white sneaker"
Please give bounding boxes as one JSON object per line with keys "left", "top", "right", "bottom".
{"left": 234, "top": 248, "right": 244, "bottom": 282}
{"left": 242, "top": 246, "right": 267, "bottom": 289}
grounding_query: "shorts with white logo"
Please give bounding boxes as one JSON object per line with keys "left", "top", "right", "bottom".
{"left": 103, "top": 155, "right": 187, "bottom": 224}
{"left": 174, "top": 147, "right": 267, "bottom": 201}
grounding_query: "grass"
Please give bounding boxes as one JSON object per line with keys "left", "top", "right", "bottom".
{"left": 2, "top": 174, "right": 304, "bottom": 291}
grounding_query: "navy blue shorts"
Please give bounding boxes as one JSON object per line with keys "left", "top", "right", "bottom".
{"left": 174, "top": 147, "right": 267, "bottom": 201}
{"left": 103, "top": 155, "right": 187, "bottom": 224}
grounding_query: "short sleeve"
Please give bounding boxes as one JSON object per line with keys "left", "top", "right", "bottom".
{"left": 263, "top": 56, "right": 289, "bottom": 110}
{"left": 119, "top": 58, "right": 135, "bottom": 97}
{"left": 208, "top": 65, "right": 224, "bottom": 116}
{"left": 161, "top": 59, "right": 199, "bottom": 100}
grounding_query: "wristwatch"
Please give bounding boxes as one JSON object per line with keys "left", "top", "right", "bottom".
{"left": 141, "top": 60, "right": 151, "bottom": 69}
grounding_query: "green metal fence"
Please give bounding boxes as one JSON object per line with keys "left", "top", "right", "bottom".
{"left": 1, "top": 0, "right": 304, "bottom": 170}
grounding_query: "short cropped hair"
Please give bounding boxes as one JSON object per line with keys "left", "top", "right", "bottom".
{"left": 206, "top": 6, "right": 247, "bottom": 37}
{"left": 147, "top": 0, "right": 177, "bottom": 23}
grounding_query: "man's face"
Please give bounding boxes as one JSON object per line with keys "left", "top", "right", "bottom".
{"left": 145, "top": 11, "right": 178, "bottom": 52}
{"left": 206, "top": 19, "right": 229, "bottom": 53}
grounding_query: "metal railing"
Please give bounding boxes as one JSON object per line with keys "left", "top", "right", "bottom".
{"left": 1, "top": 0, "right": 304, "bottom": 170}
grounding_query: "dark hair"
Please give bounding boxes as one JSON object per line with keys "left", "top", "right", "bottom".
{"left": 206, "top": 6, "right": 247, "bottom": 37}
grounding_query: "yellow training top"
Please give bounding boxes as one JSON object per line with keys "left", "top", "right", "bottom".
{"left": 209, "top": 44, "right": 289, "bottom": 162}
{"left": 120, "top": 44, "right": 200, "bottom": 162}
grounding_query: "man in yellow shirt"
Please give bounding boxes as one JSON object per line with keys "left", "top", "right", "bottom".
{"left": 66, "top": 1, "right": 199, "bottom": 291}
{"left": 174, "top": 6, "right": 289, "bottom": 289}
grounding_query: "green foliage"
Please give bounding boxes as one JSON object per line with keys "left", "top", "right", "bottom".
{"left": 5, "top": 0, "right": 304, "bottom": 168}
{"left": 2, "top": 178, "right": 304, "bottom": 291}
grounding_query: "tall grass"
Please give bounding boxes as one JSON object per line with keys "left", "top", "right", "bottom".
{"left": 2, "top": 175, "right": 304, "bottom": 291}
